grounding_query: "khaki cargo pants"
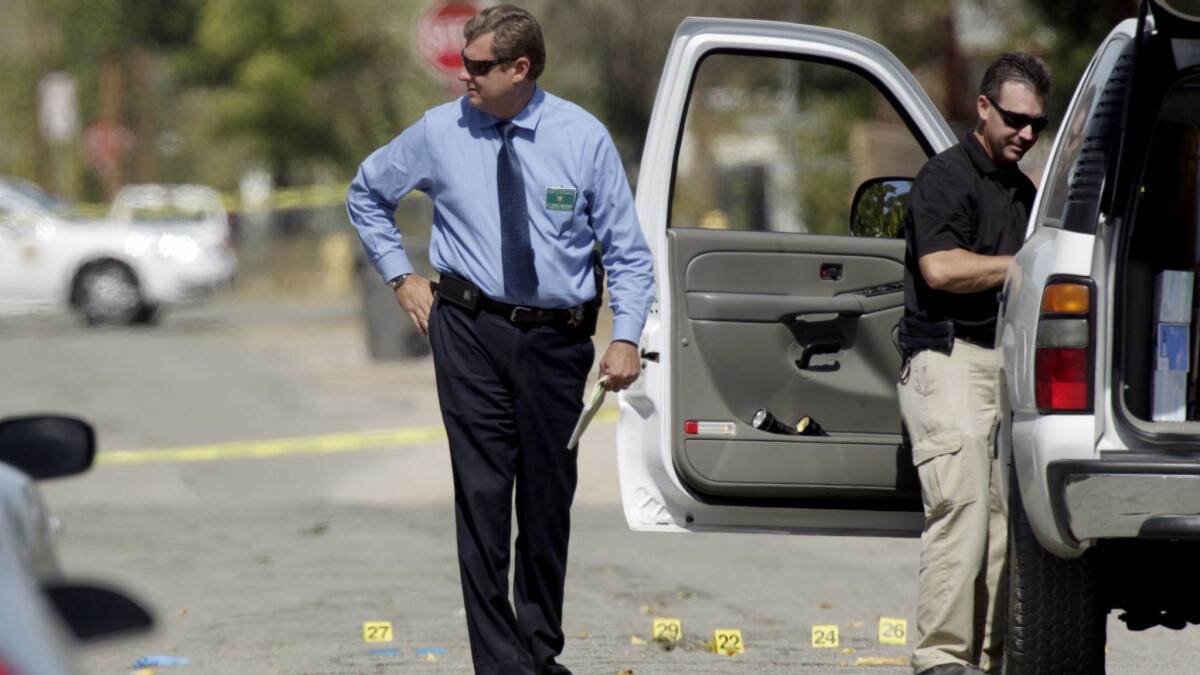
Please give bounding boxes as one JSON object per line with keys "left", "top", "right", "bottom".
{"left": 897, "top": 339, "right": 1007, "bottom": 674}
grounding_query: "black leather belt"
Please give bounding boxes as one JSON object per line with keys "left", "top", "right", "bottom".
{"left": 438, "top": 272, "right": 589, "bottom": 327}
{"left": 476, "top": 295, "right": 587, "bottom": 326}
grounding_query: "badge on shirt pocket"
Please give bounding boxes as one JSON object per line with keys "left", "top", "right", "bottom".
{"left": 545, "top": 186, "right": 577, "bottom": 212}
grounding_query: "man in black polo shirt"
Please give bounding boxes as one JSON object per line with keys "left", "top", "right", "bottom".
{"left": 898, "top": 53, "right": 1050, "bottom": 675}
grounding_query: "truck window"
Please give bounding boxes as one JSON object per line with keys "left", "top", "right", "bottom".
{"left": 670, "top": 51, "right": 927, "bottom": 236}
{"left": 1038, "top": 36, "right": 1130, "bottom": 230}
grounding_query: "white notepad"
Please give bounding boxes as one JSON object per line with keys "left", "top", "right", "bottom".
{"left": 567, "top": 376, "right": 608, "bottom": 450}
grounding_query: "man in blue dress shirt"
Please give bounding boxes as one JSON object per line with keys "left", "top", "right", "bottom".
{"left": 346, "top": 5, "right": 654, "bottom": 674}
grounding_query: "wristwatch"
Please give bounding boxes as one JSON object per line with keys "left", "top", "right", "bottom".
{"left": 387, "top": 273, "right": 410, "bottom": 290}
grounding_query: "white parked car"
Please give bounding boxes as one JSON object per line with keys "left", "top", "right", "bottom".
{"left": 617, "top": 1, "right": 1200, "bottom": 672}
{"left": 0, "top": 179, "right": 236, "bottom": 325}
{"left": 0, "top": 415, "right": 152, "bottom": 675}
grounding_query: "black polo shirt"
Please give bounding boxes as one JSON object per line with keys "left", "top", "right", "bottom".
{"left": 903, "top": 132, "right": 1036, "bottom": 344}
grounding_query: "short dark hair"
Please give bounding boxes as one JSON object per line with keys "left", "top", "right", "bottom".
{"left": 979, "top": 52, "right": 1052, "bottom": 101}
{"left": 463, "top": 4, "right": 546, "bottom": 80}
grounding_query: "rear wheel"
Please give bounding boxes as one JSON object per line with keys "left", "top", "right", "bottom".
{"left": 1003, "top": 466, "right": 1106, "bottom": 674}
{"left": 74, "top": 262, "right": 150, "bottom": 326}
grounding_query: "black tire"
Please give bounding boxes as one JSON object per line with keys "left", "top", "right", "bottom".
{"left": 1004, "top": 465, "right": 1107, "bottom": 674}
{"left": 74, "top": 262, "right": 147, "bottom": 326}
{"left": 131, "top": 302, "right": 160, "bottom": 325}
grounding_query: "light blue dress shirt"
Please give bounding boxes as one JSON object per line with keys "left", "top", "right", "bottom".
{"left": 346, "top": 87, "right": 655, "bottom": 344}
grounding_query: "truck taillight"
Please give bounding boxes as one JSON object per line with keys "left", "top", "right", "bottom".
{"left": 1036, "top": 348, "right": 1089, "bottom": 410}
{"left": 1035, "top": 280, "right": 1094, "bottom": 412}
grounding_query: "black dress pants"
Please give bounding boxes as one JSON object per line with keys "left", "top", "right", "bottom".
{"left": 428, "top": 299, "right": 593, "bottom": 675}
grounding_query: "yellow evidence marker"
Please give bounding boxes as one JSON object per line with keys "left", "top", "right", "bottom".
{"left": 652, "top": 617, "right": 682, "bottom": 642}
{"left": 878, "top": 616, "right": 908, "bottom": 645}
{"left": 712, "top": 628, "right": 745, "bottom": 655}
{"left": 362, "top": 621, "right": 394, "bottom": 642}
{"left": 811, "top": 624, "right": 840, "bottom": 648}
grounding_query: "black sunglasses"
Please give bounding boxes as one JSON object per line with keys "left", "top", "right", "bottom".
{"left": 986, "top": 96, "right": 1049, "bottom": 133}
{"left": 460, "top": 50, "right": 514, "bottom": 77}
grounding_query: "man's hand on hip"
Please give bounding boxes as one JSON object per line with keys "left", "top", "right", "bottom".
{"left": 599, "top": 340, "right": 640, "bottom": 391}
{"left": 394, "top": 274, "right": 435, "bottom": 336}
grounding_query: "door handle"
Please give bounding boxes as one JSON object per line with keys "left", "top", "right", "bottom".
{"left": 820, "top": 263, "right": 843, "bottom": 281}
{"left": 796, "top": 342, "right": 840, "bottom": 370}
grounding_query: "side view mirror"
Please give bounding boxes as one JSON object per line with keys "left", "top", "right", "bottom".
{"left": 0, "top": 415, "right": 95, "bottom": 479}
{"left": 849, "top": 177, "right": 913, "bottom": 239}
{"left": 43, "top": 583, "right": 154, "bottom": 641}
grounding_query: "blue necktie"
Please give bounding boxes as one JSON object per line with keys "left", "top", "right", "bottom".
{"left": 497, "top": 121, "right": 537, "bottom": 301}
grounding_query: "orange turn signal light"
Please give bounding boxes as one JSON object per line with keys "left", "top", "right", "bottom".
{"left": 1040, "top": 283, "right": 1090, "bottom": 315}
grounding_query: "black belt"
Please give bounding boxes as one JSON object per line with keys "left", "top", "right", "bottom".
{"left": 954, "top": 323, "right": 996, "bottom": 347}
{"left": 438, "top": 273, "right": 590, "bottom": 327}
{"left": 476, "top": 295, "right": 587, "bottom": 326}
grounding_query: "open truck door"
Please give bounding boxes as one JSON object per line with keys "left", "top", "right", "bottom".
{"left": 617, "top": 18, "right": 956, "bottom": 536}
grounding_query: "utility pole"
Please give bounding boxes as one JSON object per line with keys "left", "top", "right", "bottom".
{"left": 941, "top": 8, "right": 971, "bottom": 128}
{"left": 130, "top": 46, "right": 158, "bottom": 184}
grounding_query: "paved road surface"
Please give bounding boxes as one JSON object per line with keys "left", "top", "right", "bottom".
{"left": 2, "top": 300, "right": 1197, "bottom": 674}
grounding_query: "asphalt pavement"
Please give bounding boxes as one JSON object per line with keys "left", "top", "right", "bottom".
{"left": 2, "top": 298, "right": 1197, "bottom": 674}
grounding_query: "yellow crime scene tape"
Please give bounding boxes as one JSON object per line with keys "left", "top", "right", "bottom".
{"left": 98, "top": 408, "right": 619, "bottom": 465}
{"left": 74, "top": 181, "right": 388, "bottom": 219}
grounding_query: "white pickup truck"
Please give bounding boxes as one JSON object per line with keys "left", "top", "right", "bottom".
{"left": 0, "top": 180, "right": 235, "bottom": 325}
{"left": 615, "top": 1, "right": 1200, "bottom": 671}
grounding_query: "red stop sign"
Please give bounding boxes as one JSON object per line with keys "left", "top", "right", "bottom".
{"left": 414, "top": 0, "right": 482, "bottom": 83}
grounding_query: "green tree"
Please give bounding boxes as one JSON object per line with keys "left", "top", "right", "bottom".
{"left": 184, "top": 0, "right": 414, "bottom": 186}
{"left": 16, "top": 0, "right": 204, "bottom": 197}
{"left": 1018, "top": 0, "right": 1138, "bottom": 117}
{"left": 535, "top": 0, "right": 982, "bottom": 171}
